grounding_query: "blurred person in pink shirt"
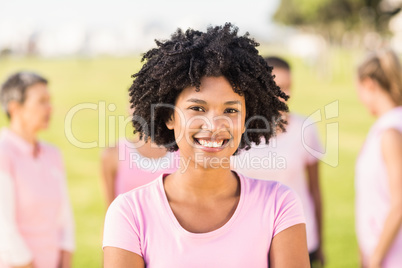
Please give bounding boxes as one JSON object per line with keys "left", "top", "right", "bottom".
{"left": 101, "top": 104, "right": 178, "bottom": 207}
{"left": 355, "top": 49, "right": 402, "bottom": 268}
{"left": 101, "top": 133, "right": 178, "bottom": 207}
{"left": 232, "top": 56, "right": 324, "bottom": 267}
{"left": 0, "top": 72, "right": 74, "bottom": 268}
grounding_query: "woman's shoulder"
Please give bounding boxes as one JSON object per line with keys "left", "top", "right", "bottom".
{"left": 39, "top": 141, "right": 61, "bottom": 152}
{"left": 239, "top": 173, "right": 293, "bottom": 198}
{"left": 114, "top": 175, "right": 164, "bottom": 205}
{"left": 287, "top": 113, "right": 318, "bottom": 132}
{"left": 102, "top": 144, "right": 119, "bottom": 163}
{"left": 106, "top": 175, "right": 167, "bottom": 227}
{"left": 288, "top": 113, "right": 309, "bottom": 126}
{"left": 0, "top": 140, "right": 12, "bottom": 167}
{"left": 117, "top": 138, "right": 140, "bottom": 152}
{"left": 0, "top": 139, "right": 11, "bottom": 155}
{"left": 373, "top": 107, "right": 402, "bottom": 133}
{"left": 101, "top": 138, "right": 139, "bottom": 165}
{"left": 39, "top": 141, "right": 64, "bottom": 161}
{"left": 239, "top": 174, "right": 303, "bottom": 221}
{"left": 0, "top": 129, "right": 14, "bottom": 152}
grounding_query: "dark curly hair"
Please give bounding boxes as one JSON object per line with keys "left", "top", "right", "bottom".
{"left": 129, "top": 23, "right": 288, "bottom": 154}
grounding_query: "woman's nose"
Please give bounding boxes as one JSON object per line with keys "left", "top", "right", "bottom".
{"left": 201, "top": 113, "right": 231, "bottom": 133}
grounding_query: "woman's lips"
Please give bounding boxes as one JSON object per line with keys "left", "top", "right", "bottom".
{"left": 193, "top": 137, "right": 230, "bottom": 151}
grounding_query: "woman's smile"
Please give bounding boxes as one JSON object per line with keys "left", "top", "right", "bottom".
{"left": 193, "top": 136, "right": 231, "bottom": 152}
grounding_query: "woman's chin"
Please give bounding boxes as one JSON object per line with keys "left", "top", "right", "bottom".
{"left": 40, "top": 121, "right": 50, "bottom": 130}
{"left": 192, "top": 155, "right": 232, "bottom": 170}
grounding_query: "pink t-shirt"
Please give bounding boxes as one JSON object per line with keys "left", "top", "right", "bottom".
{"left": 356, "top": 106, "right": 402, "bottom": 268}
{"left": 0, "top": 128, "right": 74, "bottom": 268}
{"left": 103, "top": 172, "right": 305, "bottom": 267}
{"left": 232, "top": 113, "right": 322, "bottom": 252}
{"left": 114, "top": 139, "right": 178, "bottom": 196}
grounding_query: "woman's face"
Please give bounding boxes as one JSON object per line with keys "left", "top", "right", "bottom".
{"left": 272, "top": 68, "right": 291, "bottom": 99}
{"left": 166, "top": 76, "right": 246, "bottom": 169}
{"left": 15, "top": 83, "right": 52, "bottom": 132}
{"left": 356, "top": 77, "right": 376, "bottom": 115}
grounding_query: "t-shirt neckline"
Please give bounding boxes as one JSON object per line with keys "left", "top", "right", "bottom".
{"left": 157, "top": 171, "right": 245, "bottom": 238}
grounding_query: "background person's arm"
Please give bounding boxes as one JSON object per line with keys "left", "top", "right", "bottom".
{"left": 57, "top": 152, "right": 75, "bottom": 268}
{"left": 269, "top": 224, "right": 310, "bottom": 268}
{"left": 58, "top": 250, "right": 72, "bottom": 268}
{"left": 12, "top": 264, "right": 34, "bottom": 268}
{"left": 0, "top": 153, "right": 34, "bottom": 267}
{"left": 368, "top": 129, "right": 402, "bottom": 267}
{"left": 307, "top": 161, "right": 325, "bottom": 265}
{"left": 101, "top": 147, "right": 118, "bottom": 207}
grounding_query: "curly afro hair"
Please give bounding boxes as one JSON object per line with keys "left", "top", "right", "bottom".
{"left": 129, "top": 23, "right": 288, "bottom": 154}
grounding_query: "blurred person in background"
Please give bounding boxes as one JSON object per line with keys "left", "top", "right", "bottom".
{"left": 232, "top": 56, "right": 325, "bottom": 267}
{"left": 355, "top": 49, "right": 402, "bottom": 268}
{"left": 0, "top": 72, "right": 74, "bottom": 268}
{"left": 101, "top": 107, "right": 178, "bottom": 207}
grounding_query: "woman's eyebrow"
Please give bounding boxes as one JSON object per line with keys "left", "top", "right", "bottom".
{"left": 224, "top": 100, "right": 242, "bottom": 105}
{"left": 186, "top": 99, "right": 242, "bottom": 105}
{"left": 186, "top": 98, "right": 206, "bottom": 104}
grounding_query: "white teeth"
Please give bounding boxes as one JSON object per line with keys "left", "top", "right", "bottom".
{"left": 198, "top": 139, "right": 224, "bottom": 148}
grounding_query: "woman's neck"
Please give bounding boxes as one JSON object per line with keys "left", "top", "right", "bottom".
{"left": 373, "top": 94, "right": 398, "bottom": 118}
{"left": 9, "top": 120, "right": 37, "bottom": 145}
{"left": 168, "top": 157, "right": 238, "bottom": 199}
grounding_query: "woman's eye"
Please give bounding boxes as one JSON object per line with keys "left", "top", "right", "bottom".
{"left": 225, "top": 108, "right": 239, "bottom": 114}
{"left": 190, "top": 106, "right": 204, "bottom": 112}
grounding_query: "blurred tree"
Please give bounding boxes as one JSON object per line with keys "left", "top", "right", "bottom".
{"left": 274, "top": 0, "right": 401, "bottom": 43}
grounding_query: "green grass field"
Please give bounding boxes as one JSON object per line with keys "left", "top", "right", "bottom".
{"left": 0, "top": 49, "right": 373, "bottom": 267}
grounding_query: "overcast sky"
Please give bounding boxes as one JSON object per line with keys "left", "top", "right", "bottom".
{"left": 1, "top": 0, "right": 281, "bottom": 40}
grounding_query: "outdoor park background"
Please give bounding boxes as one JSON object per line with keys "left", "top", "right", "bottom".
{"left": 0, "top": 47, "right": 374, "bottom": 268}
{"left": 1, "top": 0, "right": 402, "bottom": 267}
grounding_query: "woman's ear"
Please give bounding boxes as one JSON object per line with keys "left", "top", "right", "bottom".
{"left": 7, "top": 100, "right": 21, "bottom": 119}
{"left": 360, "top": 77, "right": 376, "bottom": 92}
{"left": 165, "top": 114, "right": 175, "bottom": 130}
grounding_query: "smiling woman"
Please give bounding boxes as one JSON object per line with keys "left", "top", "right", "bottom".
{"left": 102, "top": 23, "right": 310, "bottom": 268}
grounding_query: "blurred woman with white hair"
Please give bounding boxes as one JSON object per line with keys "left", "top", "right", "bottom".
{"left": 0, "top": 72, "right": 74, "bottom": 268}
